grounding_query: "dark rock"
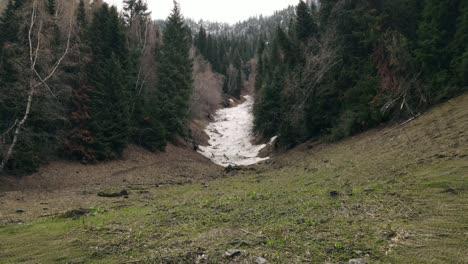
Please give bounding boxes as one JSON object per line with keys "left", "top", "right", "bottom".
{"left": 329, "top": 191, "right": 340, "bottom": 198}
{"left": 224, "top": 165, "right": 241, "bottom": 174}
{"left": 98, "top": 190, "right": 129, "bottom": 198}
{"left": 15, "top": 209, "right": 25, "bottom": 214}
{"left": 224, "top": 249, "right": 242, "bottom": 258}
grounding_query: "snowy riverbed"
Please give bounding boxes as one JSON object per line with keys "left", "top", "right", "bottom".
{"left": 198, "top": 95, "right": 270, "bottom": 167}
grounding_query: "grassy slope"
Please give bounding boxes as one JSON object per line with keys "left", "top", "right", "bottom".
{"left": 0, "top": 95, "right": 467, "bottom": 263}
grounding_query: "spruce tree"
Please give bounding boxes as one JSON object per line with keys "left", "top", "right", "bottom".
{"left": 254, "top": 32, "right": 284, "bottom": 137}
{"left": 87, "top": 4, "right": 131, "bottom": 159}
{"left": 77, "top": 0, "right": 87, "bottom": 30}
{"left": 156, "top": 1, "right": 193, "bottom": 140}
{"left": 92, "top": 54, "right": 130, "bottom": 158}
{"left": 451, "top": 0, "right": 468, "bottom": 87}
{"left": 318, "top": 0, "right": 337, "bottom": 30}
{"left": 416, "top": 0, "right": 460, "bottom": 96}
{"left": 196, "top": 26, "right": 207, "bottom": 56}
{"left": 123, "top": 0, "right": 150, "bottom": 26}
{"left": 0, "top": 0, "right": 19, "bottom": 46}
{"left": 295, "top": 0, "right": 317, "bottom": 42}
{"left": 0, "top": 0, "right": 20, "bottom": 135}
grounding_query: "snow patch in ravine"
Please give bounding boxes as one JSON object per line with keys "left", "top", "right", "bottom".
{"left": 198, "top": 95, "right": 269, "bottom": 167}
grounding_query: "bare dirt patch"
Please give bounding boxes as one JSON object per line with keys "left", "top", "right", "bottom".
{"left": 0, "top": 144, "right": 222, "bottom": 223}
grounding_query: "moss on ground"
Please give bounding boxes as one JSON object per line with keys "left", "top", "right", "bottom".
{"left": 0, "top": 95, "right": 467, "bottom": 263}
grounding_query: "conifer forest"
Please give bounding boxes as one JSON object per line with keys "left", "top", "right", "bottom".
{"left": 0, "top": 0, "right": 467, "bottom": 263}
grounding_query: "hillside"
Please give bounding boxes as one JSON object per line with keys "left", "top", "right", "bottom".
{"left": 0, "top": 94, "right": 466, "bottom": 263}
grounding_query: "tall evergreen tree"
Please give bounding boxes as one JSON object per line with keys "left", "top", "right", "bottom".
{"left": 0, "top": 0, "right": 21, "bottom": 136}
{"left": 254, "top": 34, "right": 284, "bottom": 137}
{"left": 0, "top": 0, "right": 19, "bottom": 46}
{"left": 92, "top": 54, "right": 130, "bottom": 158}
{"left": 295, "top": 0, "right": 317, "bottom": 42}
{"left": 196, "top": 25, "right": 207, "bottom": 56}
{"left": 156, "top": 1, "right": 193, "bottom": 140}
{"left": 77, "top": 0, "right": 87, "bottom": 30}
{"left": 451, "top": 0, "right": 468, "bottom": 87}
{"left": 318, "top": 0, "right": 337, "bottom": 31}
{"left": 87, "top": 4, "right": 131, "bottom": 159}
{"left": 416, "top": 0, "right": 460, "bottom": 100}
{"left": 123, "top": 0, "right": 150, "bottom": 26}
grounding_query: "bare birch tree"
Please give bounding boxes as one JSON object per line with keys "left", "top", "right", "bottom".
{"left": 0, "top": 0, "right": 72, "bottom": 173}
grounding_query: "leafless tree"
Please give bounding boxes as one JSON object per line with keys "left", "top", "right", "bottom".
{"left": 244, "top": 59, "right": 257, "bottom": 95}
{"left": 191, "top": 52, "right": 223, "bottom": 119}
{"left": 0, "top": 0, "right": 72, "bottom": 173}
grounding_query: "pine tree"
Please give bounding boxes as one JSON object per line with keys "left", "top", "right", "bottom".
{"left": 91, "top": 54, "right": 130, "bottom": 158}
{"left": 254, "top": 31, "right": 285, "bottom": 137}
{"left": 123, "top": 0, "right": 150, "bottom": 26}
{"left": 0, "top": 0, "right": 19, "bottom": 46}
{"left": 0, "top": 0, "right": 21, "bottom": 136}
{"left": 318, "top": 0, "right": 337, "bottom": 30}
{"left": 382, "top": 0, "right": 423, "bottom": 41}
{"left": 77, "top": 0, "right": 87, "bottom": 30}
{"left": 196, "top": 25, "right": 207, "bottom": 56}
{"left": 276, "top": 24, "right": 297, "bottom": 68}
{"left": 156, "top": 1, "right": 193, "bottom": 140}
{"left": 87, "top": 4, "right": 131, "bottom": 159}
{"left": 451, "top": 0, "right": 468, "bottom": 87}
{"left": 295, "top": 0, "right": 317, "bottom": 42}
{"left": 416, "top": 0, "right": 460, "bottom": 90}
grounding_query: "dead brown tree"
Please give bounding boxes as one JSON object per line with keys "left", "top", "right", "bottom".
{"left": 191, "top": 52, "right": 223, "bottom": 119}
{"left": 0, "top": 0, "right": 72, "bottom": 173}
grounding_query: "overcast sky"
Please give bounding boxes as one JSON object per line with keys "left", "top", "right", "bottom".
{"left": 106, "top": 0, "right": 300, "bottom": 24}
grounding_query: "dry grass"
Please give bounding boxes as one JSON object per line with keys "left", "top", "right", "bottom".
{"left": 0, "top": 144, "right": 221, "bottom": 223}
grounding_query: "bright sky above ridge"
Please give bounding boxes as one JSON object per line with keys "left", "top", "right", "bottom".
{"left": 107, "top": 0, "right": 300, "bottom": 24}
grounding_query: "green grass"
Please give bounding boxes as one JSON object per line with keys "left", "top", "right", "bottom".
{"left": 0, "top": 95, "right": 467, "bottom": 263}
